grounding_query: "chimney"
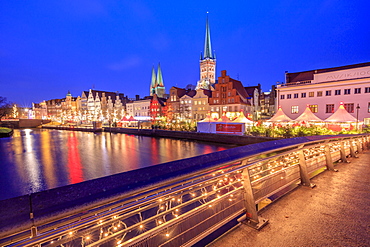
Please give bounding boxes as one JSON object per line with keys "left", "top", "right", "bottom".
{"left": 135, "top": 95, "right": 140, "bottom": 101}
{"left": 221, "top": 70, "right": 227, "bottom": 77}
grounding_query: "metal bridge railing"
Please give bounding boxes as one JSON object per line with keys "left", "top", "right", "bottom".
{"left": 1, "top": 134, "right": 369, "bottom": 247}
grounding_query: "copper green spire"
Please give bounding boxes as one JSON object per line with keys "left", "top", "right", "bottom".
{"left": 150, "top": 66, "right": 156, "bottom": 95}
{"left": 203, "top": 14, "right": 213, "bottom": 59}
{"left": 157, "top": 63, "right": 164, "bottom": 87}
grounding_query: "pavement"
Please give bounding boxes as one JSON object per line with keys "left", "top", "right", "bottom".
{"left": 208, "top": 150, "right": 370, "bottom": 247}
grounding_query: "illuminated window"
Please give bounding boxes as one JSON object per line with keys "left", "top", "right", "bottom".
{"left": 335, "top": 90, "right": 341, "bottom": 95}
{"left": 309, "top": 92, "right": 314, "bottom": 97}
{"left": 281, "top": 95, "right": 285, "bottom": 100}
{"left": 354, "top": 88, "right": 361, "bottom": 94}
{"left": 291, "top": 106, "right": 299, "bottom": 114}
{"left": 294, "top": 93, "right": 298, "bottom": 98}
{"left": 344, "top": 89, "right": 351, "bottom": 95}
{"left": 309, "top": 105, "right": 318, "bottom": 113}
{"left": 301, "top": 93, "right": 306, "bottom": 98}
{"left": 344, "top": 103, "right": 354, "bottom": 113}
{"left": 326, "top": 90, "right": 331, "bottom": 96}
{"left": 326, "top": 104, "right": 334, "bottom": 113}
{"left": 365, "top": 87, "right": 370, "bottom": 93}
{"left": 317, "top": 91, "right": 323, "bottom": 97}
{"left": 368, "top": 103, "right": 370, "bottom": 113}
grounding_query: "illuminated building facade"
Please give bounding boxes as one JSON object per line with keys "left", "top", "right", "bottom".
{"left": 276, "top": 62, "right": 370, "bottom": 124}
{"left": 192, "top": 88, "right": 212, "bottom": 121}
{"left": 209, "top": 70, "right": 252, "bottom": 119}
{"left": 80, "top": 89, "right": 130, "bottom": 121}
{"left": 126, "top": 99, "right": 151, "bottom": 120}
{"left": 150, "top": 94, "right": 167, "bottom": 120}
{"left": 167, "top": 87, "right": 188, "bottom": 121}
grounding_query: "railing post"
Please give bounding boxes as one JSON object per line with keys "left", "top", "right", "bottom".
{"left": 325, "top": 144, "right": 338, "bottom": 172}
{"left": 349, "top": 140, "right": 358, "bottom": 158}
{"left": 356, "top": 138, "right": 363, "bottom": 153}
{"left": 298, "top": 149, "right": 316, "bottom": 188}
{"left": 238, "top": 160, "right": 268, "bottom": 230}
{"left": 31, "top": 225, "right": 38, "bottom": 238}
{"left": 363, "top": 136, "right": 369, "bottom": 150}
{"left": 340, "top": 140, "right": 349, "bottom": 163}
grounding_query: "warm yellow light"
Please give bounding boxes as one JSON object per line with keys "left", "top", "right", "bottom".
{"left": 165, "top": 233, "right": 170, "bottom": 237}
{"left": 69, "top": 232, "right": 73, "bottom": 235}
{"left": 140, "top": 225, "right": 144, "bottom": 229}
{"left": 86, "top": 236, "right": 90, "bottom": 240}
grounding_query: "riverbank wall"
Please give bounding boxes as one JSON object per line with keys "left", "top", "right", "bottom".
{"left": 0, "top": 119, "right": 51, "bottom": 128}
{"left": 41, "top": 125, "right": 277, "bottom": 145}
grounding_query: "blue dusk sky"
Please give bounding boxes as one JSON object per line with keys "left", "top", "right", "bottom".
{"left": 1, "top": 0, "right": 369, "bottom": 106}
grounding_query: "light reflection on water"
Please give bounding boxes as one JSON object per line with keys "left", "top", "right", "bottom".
{"left": 0, "top": 129, "right": 233, "bottom": 201}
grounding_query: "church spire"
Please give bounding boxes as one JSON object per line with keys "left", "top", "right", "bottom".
{"left": 197, "top": 13, "right": 216, "bottom": 90}
{"left": 157, "top": 63, "right": 164, "bottom": 87}
{"left": 150, "top": 66, "right": 157, "bottom": 95}
{"left": 203, "top": 14, "right": 213, "bottom": 59}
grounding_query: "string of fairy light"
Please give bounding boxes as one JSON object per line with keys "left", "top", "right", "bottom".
{"left": 10, "top": 137, "right": 367, "bottom": 247}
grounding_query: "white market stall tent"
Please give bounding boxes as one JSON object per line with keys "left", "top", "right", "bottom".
{"left": 294, "top": 106, "right": 323, "bottom": 123}
{"left": 325, "top": 103, "right": 362, "bottom": 131}
{"left": 265, "top": 106, "right": 293, "bottom": 123}
{"left": 233, "top": 110, "right": 254, "bottom": 125}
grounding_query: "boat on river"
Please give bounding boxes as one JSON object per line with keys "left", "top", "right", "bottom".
{"left": 0, "top": 127, "right": 13, "bottom": 138}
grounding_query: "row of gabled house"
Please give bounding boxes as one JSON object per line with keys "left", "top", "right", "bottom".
{"left": 31, "top": 69, "right": 274, "bottom": 123}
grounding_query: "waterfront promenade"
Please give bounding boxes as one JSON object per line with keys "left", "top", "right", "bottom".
{"left": 209, "top": 150, "right": 370, "bottom": 247}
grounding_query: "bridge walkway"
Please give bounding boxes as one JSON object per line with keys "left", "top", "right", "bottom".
{"left": 208, "top": 150, "right": 370, "bottom": 247}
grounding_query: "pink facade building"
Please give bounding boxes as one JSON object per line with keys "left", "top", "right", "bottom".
{"left": 276, "top": 62, "right": 370, "bottom": 125}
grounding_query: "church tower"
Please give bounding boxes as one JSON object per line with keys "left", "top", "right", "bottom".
{"left": 197, "top": 14, "right": 216, "bottom": 90}
{"left": 150, "top": 63, "right": 166, "bottom": 98}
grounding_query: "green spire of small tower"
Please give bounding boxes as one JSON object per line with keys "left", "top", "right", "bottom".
{"left": 203, "top": 14, "right": 213, "bottom": 59}
{"left": 157, "top": 63, "right": 164, "bottom": 87}
{"left": 150, "top": 66, "right": 156, "bottom": 95}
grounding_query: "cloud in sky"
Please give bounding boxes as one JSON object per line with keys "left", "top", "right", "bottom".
{"left": 107, "top": 56, "right": 142, "bottom": 71}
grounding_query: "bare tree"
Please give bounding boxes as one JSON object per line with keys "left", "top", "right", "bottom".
{"left": 0, "top": 96, "right": 12, "bottom": 122}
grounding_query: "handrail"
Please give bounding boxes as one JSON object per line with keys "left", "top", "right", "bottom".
{"left": 1, "top": 134, "right": 369, "bottom": 247}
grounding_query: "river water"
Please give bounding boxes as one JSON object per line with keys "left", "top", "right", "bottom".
{"left": 0, "top": 129, "right": 233, "bottom": 201}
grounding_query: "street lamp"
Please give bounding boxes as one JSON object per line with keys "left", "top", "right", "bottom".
{"left": 356, "top": 104, "right": 360, "bottom": 130}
